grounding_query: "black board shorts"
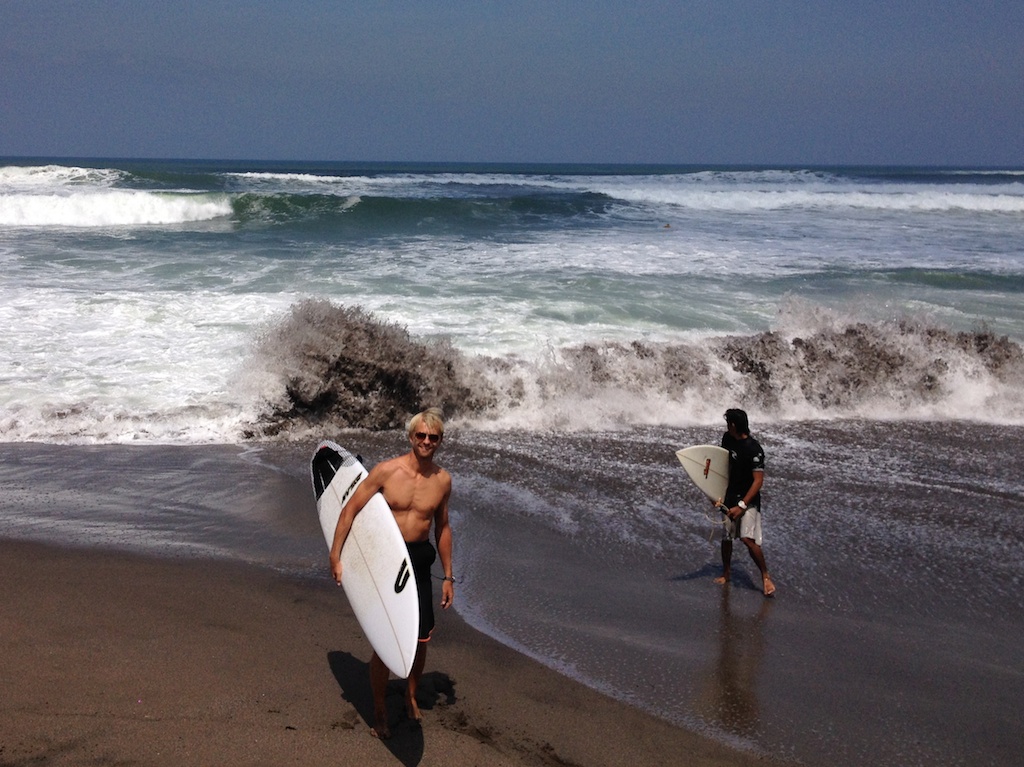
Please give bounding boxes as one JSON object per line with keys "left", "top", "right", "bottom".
{"left": 406, "top": 540, "right": 437, "bottom": 641}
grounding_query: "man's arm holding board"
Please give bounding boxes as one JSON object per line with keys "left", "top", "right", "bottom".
{"left": 329, "top": 461, "right": 394, "bottom": 585}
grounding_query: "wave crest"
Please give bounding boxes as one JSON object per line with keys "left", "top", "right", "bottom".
{"left": 247, "top": 300, "right": 497, "bottom": 435}
{"left": 0, "top": 164, "right": 127, "bottom": 189}
{"left": 722, "top": 319, "right": 1022, "bottom": 414}
{"left": 0, "top": 190, "right": 232, "bottom": 227}
{"left": 245, "top": 301, "right": 1024, "bottom": 436}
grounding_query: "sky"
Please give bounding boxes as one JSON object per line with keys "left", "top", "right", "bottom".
{"left": 2, "top": 0, "right": 1022, "bottom": 166}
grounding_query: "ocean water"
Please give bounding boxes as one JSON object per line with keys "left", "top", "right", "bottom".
{"left": 2, "top": 159, "right": 1023, "bottom": 442}
{"left": 2, "top": 159, "right": 1023, "bottom": 766}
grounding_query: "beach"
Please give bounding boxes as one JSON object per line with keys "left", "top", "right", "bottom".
{"left": 0, "top": 443, "right": 788, "bottom": 767}
{"left": 2, "top": 521, "right": 790, "bottom": 767}
{"left": 2, "top": 432, "right": 1022, "bottom": 767}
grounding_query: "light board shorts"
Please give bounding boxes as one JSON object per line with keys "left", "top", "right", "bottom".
{"left": 723, "top": 506, "right": 762, "bottom": 546}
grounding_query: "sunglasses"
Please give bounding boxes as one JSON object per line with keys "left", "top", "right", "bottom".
{"left": 414, "top": 432, "right": 441, "bottom": 443}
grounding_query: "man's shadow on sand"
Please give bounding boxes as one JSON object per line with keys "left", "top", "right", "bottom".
{"left": 327, "top": 651, "right": 455, "bottom": 767}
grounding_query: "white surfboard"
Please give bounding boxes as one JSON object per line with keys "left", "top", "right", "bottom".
{"left": 311, "top": 440, "right": 419, "bottom": 679}
{"left": 675, "top": 444, "right": 730, "bottom": 503}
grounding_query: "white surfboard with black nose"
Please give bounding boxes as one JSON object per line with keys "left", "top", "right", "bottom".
{"left": 311, "top": 440, "right": 420, "bottom": 678}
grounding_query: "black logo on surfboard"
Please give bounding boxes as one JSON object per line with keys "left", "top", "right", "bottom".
{"left": 340, "top": 475, "right": 361, "bottom": 504}
{"left": 394, "top": 559, "right": 411, "bottom": 593}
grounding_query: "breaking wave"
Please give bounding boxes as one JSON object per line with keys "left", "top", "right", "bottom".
{"left": 244, "top": 300, "right": 1024, "bottom": 437}
{"left": 0, "top": 190, "right": 232, "bottom": 227}
{"left": 6, "top": 162, "right": 1021, "bottom": 231}
{"left": 0, "top": 163, "right": 232, "bottom": 227}
{"left": 246, "top": 300, "right": 497, "bottom": 436}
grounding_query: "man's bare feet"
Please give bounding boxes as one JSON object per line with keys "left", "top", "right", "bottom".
{"left": 762, "top": 574, "right": 776, "bottom": 597}
{"left": 371, "top": 703, "right": 391, "bottom": 739}
{"left": 713, "top": 575, "right": 730, "bottom": 585}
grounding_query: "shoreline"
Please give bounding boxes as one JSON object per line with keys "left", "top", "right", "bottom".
{"left": 5, "top": 428, "right": 1020, "bottom": 766}
{"left": 0, "top": 538, "right": 793, "bottom": 767}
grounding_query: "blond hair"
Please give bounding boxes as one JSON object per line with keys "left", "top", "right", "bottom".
{"left": 407, "top": 407, "right": 445, "bottom": 437}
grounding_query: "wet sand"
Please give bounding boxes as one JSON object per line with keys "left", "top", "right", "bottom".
{"left": 0, "top": 538, "right": 793, "bottom": 767}
{"left": 4, "top": 429, "right": 1021, "bottom": 766}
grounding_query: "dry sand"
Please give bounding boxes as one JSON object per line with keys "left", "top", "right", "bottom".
{"left": 0, "top": 539, "right": 792, "bottom": 767}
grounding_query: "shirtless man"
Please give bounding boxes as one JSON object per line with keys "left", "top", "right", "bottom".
{"left": 715, "top": 409, "right": 776, "bottom": 598}
{"left": 329, "top": 407, "right": 454, "bottom": 739}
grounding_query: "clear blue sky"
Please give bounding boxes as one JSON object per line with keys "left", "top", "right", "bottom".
{"left": 2, "top": 0, "right": 1022, "bottom": 165}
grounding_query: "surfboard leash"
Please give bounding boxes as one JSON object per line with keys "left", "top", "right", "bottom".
{"left": 702, "top": 504, "right": 730, "bottom": 543}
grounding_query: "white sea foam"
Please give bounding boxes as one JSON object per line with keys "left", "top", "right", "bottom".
{"left": 0, "top": 288, "right": 294, "bottom": 443}
{"left": 388, "top": 168, "right": 1024, "bottom": 214}
{"left": 224, "top": 171, "right": 458, "bottom": 198}
{"left": 0, "top": 164, "right": 127, "bottom": 189}
{"left": 0, "top": 191, "right": 232, "bottom": 227}
{"left": 591, "top": 179, "right": 1024, "bottom": 213}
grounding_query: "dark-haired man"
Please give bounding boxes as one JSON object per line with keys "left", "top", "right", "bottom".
{"left": 715, "top": 408, "right": 775, "bottom": 597}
